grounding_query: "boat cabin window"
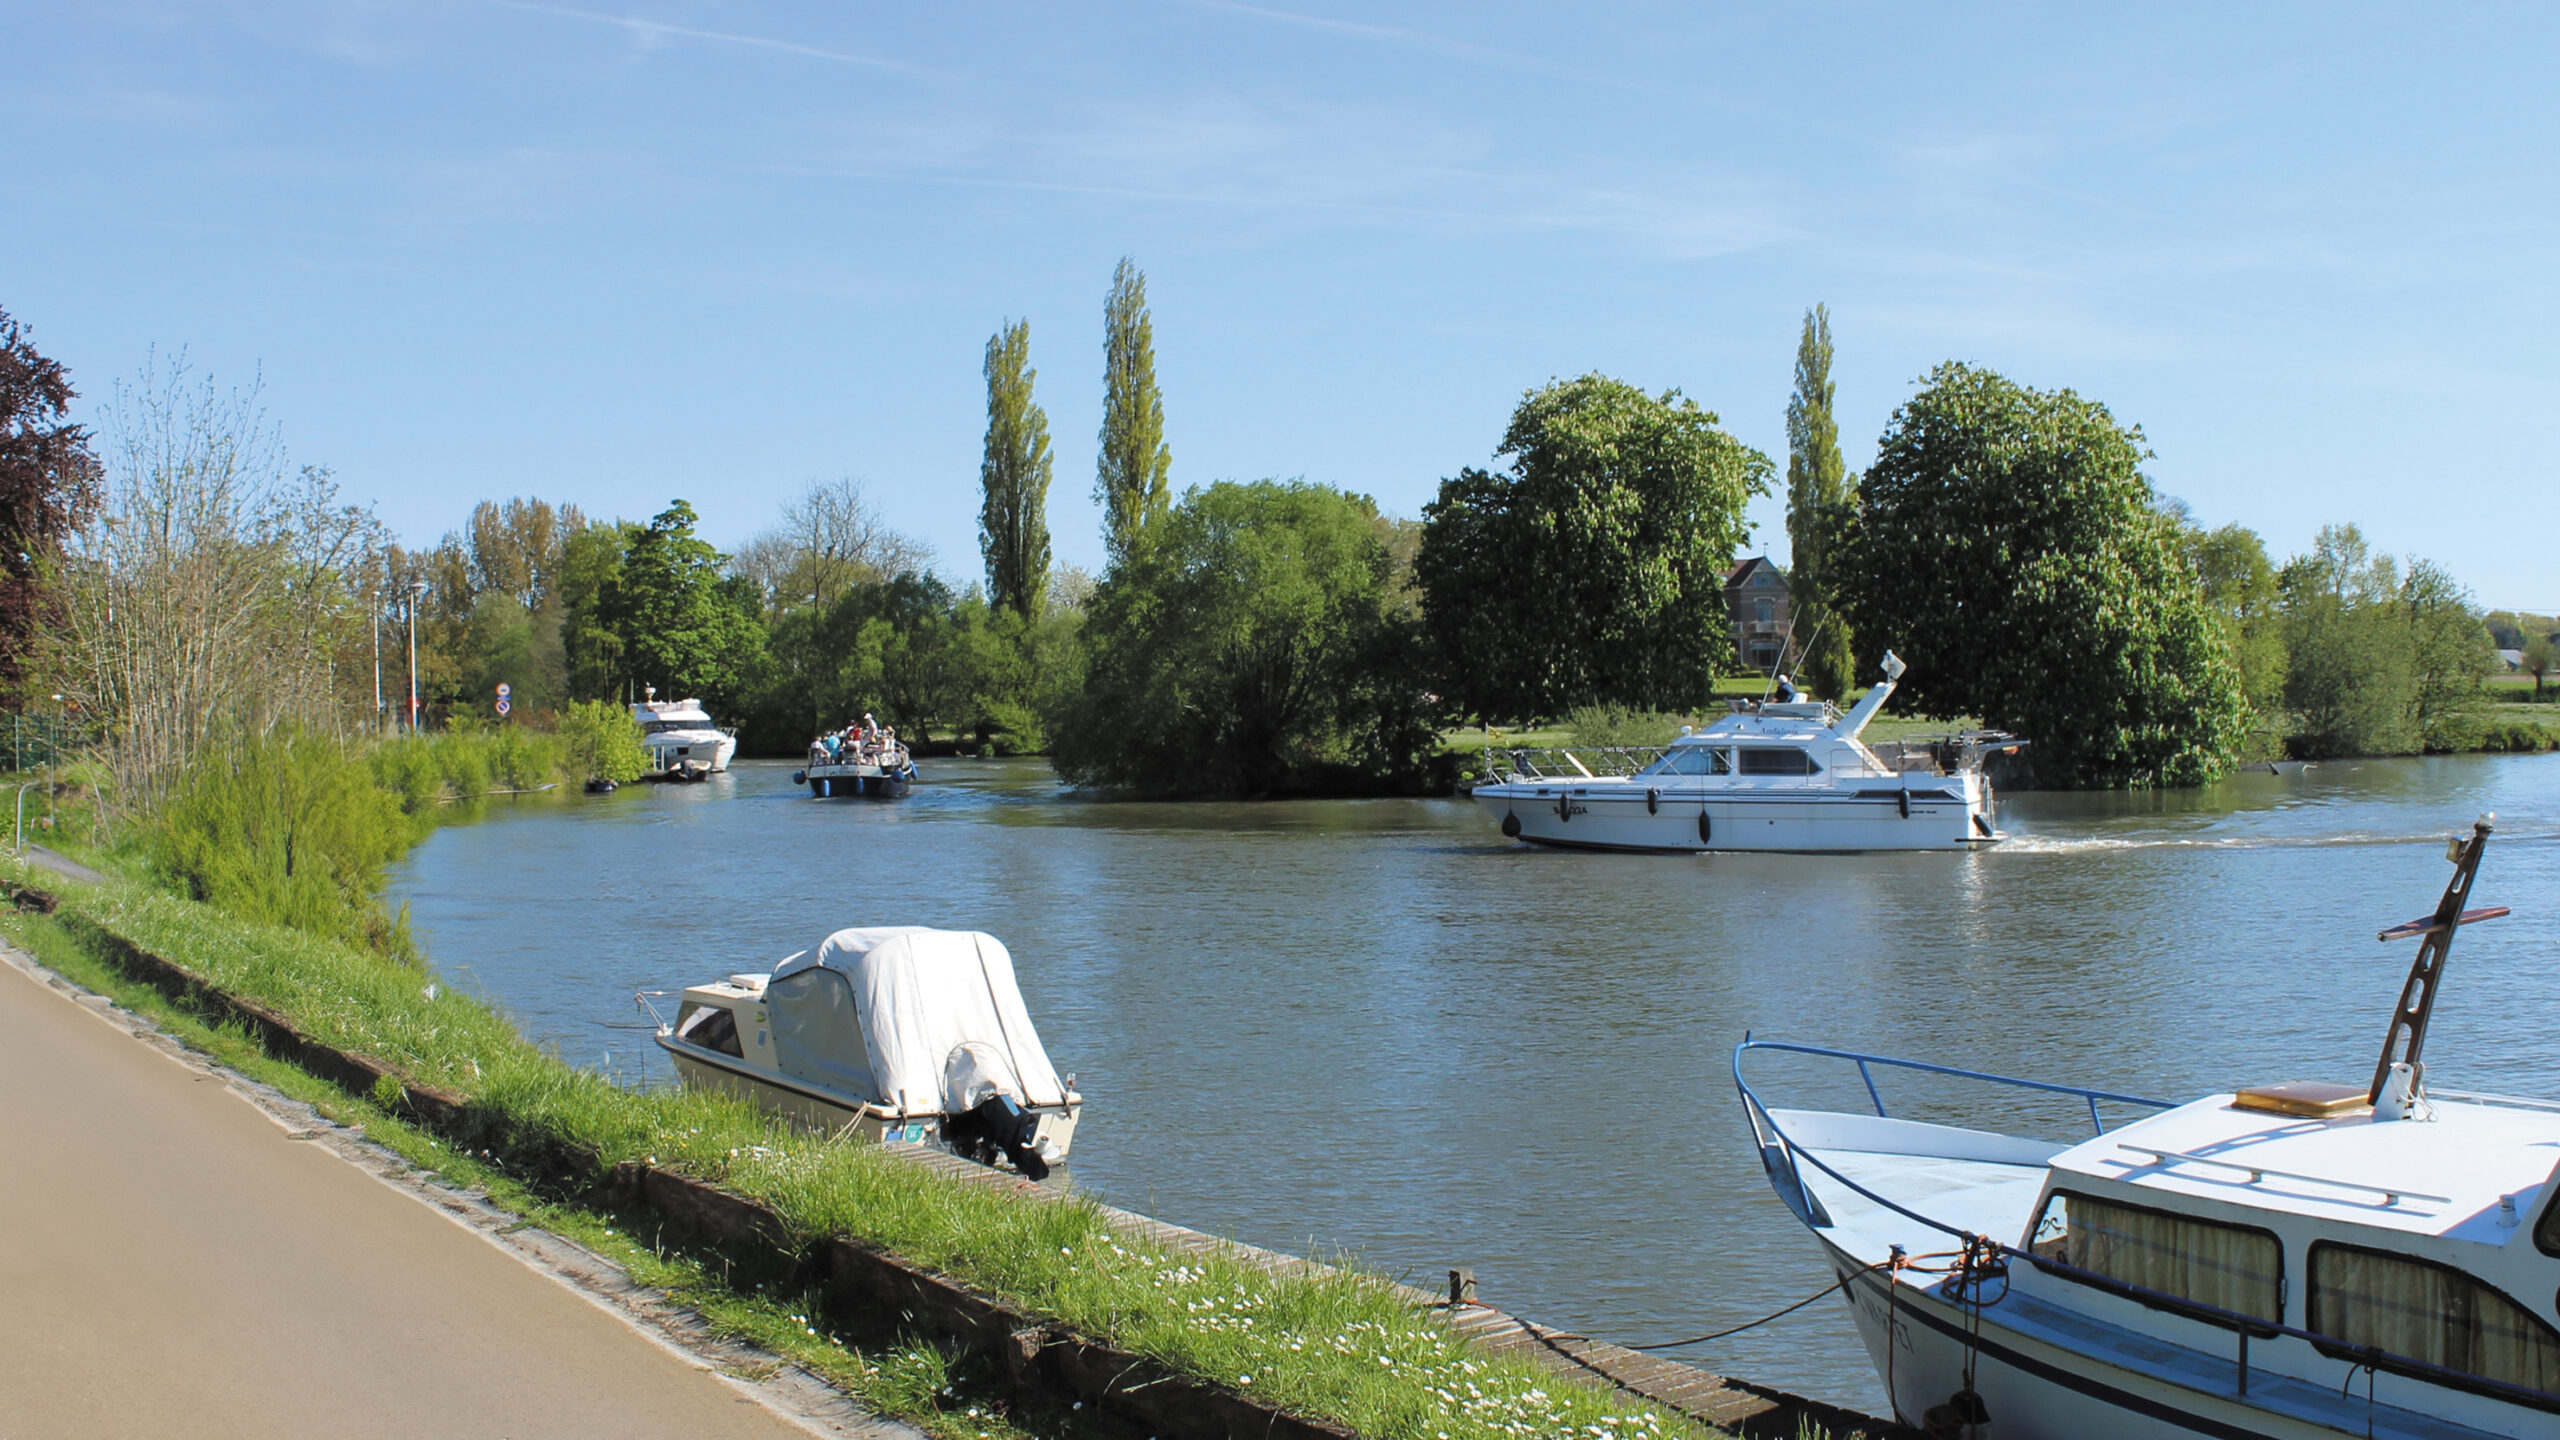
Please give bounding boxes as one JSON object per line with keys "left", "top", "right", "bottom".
{"left": 2536, "top": 1190, "right": 2560, "bottom": 1258}
{"left": 1736, "top": 747, "right": 1823, "bottom": 777}
{"left": 2028, "top": 1191, "right": 2282, "bottom": 1326}
{"left": 766, "top": 967, "right": 885, "bottom": 1099}
{"left": 645, "top": 719, "right": 705, "bottom": 734}
{"left": 1639, "top": 746, "right": 1731, "bottom": 778}
{"left": 674, "top": 1001, "right": 744, "bottom": 1058}
{"left": 2308, "top": 1241, "right": 2560, "bottom": 1397}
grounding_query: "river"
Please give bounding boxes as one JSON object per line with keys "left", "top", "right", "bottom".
{"left": 386, "top": 752, "right": 2560, "bottom": 1411}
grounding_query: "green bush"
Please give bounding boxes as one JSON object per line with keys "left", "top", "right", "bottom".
{"left": 154, "top": 729, "right": 418, "bottom": 958}
{"left": 556, "top": 700, "right": 649, "bottom": 783}
{"left": 1054, "top": 480, "right": 1448, "bottom": 796}
{"left": 2477, "top": 722, "right": 2559, "bottom": 753}
{"left": 1566, "top": 704, "right": 1694, "bottom": 749}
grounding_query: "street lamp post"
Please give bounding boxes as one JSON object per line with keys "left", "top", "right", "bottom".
{"left": 372, "top": 592, "right": 383, "bottom": 735}
{"left": 406, "top": 578, "right": 427, "bottom": 736}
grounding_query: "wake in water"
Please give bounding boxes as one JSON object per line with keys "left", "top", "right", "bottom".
{"left": 2000, "top": 827, "right": 2560, "bottom": 855}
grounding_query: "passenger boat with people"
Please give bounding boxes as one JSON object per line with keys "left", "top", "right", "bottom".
{"left": 1471, "top": 653, "right": 2011, "bottom": 852}
{"left": 642, "top": 926, "right": 1081, "bottom": 1179}
{"left": 793, "top": 717, "right": 916, "bottom": 799}
{"left": 1734, "top": 817, "right": 2556, "bottom": 1438}
{"left": 631, "top": 689, "right": 739, "bottom": 780}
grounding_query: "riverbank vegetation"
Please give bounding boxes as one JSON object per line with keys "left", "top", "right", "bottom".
{"left": 1054, "top": 480, "right": 1445, "bottom": 795}
{"left": 0, "top": 848, "right": 1711, "bottom": 1440}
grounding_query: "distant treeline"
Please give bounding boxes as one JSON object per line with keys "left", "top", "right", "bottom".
{"left": 0, "top": 286, "right": 2533, "bottom": 802}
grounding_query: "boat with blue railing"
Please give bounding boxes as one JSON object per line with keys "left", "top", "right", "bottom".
{"left": 1735, "top": 817, "right": 2555, "bottom": 1438}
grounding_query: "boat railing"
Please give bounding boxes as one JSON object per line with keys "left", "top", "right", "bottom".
{"left": 1492, "top": 746, "right": 1670, "bottom": 783}
{"left": 634, "top": 988, "right": 678, "bottom": 1032}
{"left": 2111, "top": 1143, "right": 2452, "bottom": 1208}
{"left": 1732, "top": 1037, "right": 2560, "bottom": 1415}
{"left": 1735, "top": 1037, "right": 2173, "bottom": 1137}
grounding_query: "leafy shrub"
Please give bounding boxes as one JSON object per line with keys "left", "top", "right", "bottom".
{"left": 1566, "top": 705, "right": 1694, "bottom": 749}
{"left": 556, "top": 700, "right": 649, "bottom": 783}
{"left": 155, "top": 729, "right": 417, "bottom": 958}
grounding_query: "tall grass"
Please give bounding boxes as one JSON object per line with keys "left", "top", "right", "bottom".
{"left": 154, "top": 727, "right": 586, "bottom": 960}
{"left": 18, "top": 873, "right": 1707, "bottom": 1440}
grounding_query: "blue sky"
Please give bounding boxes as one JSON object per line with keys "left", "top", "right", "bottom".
{"left": 9, "top": 3, "right": 2555, "bottom": 607}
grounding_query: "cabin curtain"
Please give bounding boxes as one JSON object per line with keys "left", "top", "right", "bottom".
{"left": 2061, "top": 1194, "right": 2281, "bottom": 1323}
{"left": 2312, "top": 1245, "right": 2560, "bottom": 1395}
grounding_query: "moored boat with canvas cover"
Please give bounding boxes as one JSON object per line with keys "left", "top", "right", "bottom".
{"left": 644, "top": 927, "right": 1081, "bottom": 1179}
{"left": 1734, "top": 818, "right": 2556, "bottom": 1438}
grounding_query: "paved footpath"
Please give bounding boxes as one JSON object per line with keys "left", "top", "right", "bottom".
{"left": 0, "top": 951, "right": 918, "bottom": 1440}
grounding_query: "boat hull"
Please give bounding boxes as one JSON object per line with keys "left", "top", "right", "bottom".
{"left": 1473, "top": 780, "right": 1998, "bottom": 852}
{"left": 802, "top": 764, "right": 913, "bottom": 799}
{"left": 663, "top": 1039, "right": 1077, "bottom": 1159}
{"left": 645, "top": 732, "right": 738, "bottom": 773}
{"left": 1808, "top": 1227, "right": 2537, "bottom": 1439}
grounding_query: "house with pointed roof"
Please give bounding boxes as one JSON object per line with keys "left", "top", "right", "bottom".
{"left": 1724, "top": 556, "right": 1791, "bottom": 673}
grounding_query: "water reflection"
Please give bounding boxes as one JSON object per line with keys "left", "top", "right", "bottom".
{"left": 387, "top": 752, "right": 2560, "bottom": 1410}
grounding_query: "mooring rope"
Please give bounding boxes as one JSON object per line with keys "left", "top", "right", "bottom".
{"left": 1624, "top": 1258, "right": 1897, "bottom": 1351}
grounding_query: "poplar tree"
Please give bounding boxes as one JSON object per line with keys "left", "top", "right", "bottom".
{"left": 1095, "top": 257, "right": 1171, "bottom": 569}
{"left": 1783, "top": 304, "right": 1857, "bottom": 700}
{"left": 979, "top": 320, "right": 1053, "bottom": 624}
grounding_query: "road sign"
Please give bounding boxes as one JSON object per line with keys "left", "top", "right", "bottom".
{"left": 495, "top": 697, "right": 512, "bottom": 716}
{"left": 496, "top": 682, "right": 511, "bottom": 698}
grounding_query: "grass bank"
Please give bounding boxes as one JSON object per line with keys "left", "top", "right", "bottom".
{"left": 3, "top": 848, "right": 1714, "bottom": 1440}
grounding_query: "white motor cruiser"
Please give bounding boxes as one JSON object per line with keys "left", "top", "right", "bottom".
{"left": 1735, "top": 818, "right": 2556, "bottom": 1438}
{"left": 631, "top": 690, "right": 739, "bottom": 779}
{"left": 1472, "top": 653, "right": 2009, "bottom": 853}
{"left": 645, "top": 927, "right": 1080, "bottom": 1179}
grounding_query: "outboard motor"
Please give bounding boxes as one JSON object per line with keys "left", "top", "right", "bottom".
{"left": 942, "top": 1094, "right": 1049, "bottom": 1180}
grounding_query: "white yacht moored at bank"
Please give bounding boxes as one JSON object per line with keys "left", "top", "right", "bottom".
{"left": 630, "top": 691, "right": 739, "bottom": 778}
{"left": 1735, "top": 818, "right": 2552, "bottom": 1438}
{"left": 644, "top": 926, "right": 1080, "bottom": 1179}
{"left": 1471, "top": 653, "right": 2009, "bottom": 852}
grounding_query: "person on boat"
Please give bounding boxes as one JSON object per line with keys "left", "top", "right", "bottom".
{"left": 1775, "top": 673, "right": 1801, "bottom": 703}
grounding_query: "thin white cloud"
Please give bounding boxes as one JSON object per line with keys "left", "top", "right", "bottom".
{"left": 1172, "top": 0, "right": 1534, "bottom": 70}
{"left": 479, "top": 0, "right": 918, "bottom": 72}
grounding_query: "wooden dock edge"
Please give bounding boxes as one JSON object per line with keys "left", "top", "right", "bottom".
{"left": 14, "top": 880, "right": 1907, "bottom": 1439}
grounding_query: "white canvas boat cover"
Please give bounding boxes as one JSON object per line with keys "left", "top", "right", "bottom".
{"left": 765, "top": 927, "right": 1067, "bottom": 1116}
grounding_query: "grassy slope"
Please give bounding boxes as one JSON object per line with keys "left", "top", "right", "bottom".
{"left": 4, "top": 861, "right": 1709, "bottom": 1440}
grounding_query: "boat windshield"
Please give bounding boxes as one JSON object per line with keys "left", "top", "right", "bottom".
{"left": 675, "top": 1001, "right": 743, "bottom": 1058}
{"left": 1636, "top": 746, "right": 1730, "bottom": 777}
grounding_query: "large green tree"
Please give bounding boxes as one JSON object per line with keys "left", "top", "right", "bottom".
{"left": 1052, "top": 480, "right": 1442, "bottom": 796}
{"left": 1782, "top": 305, "right": 1857, "bottom": 700}
{"left": 1840, "top": 363, "right": 2244, "bottom": 787}
{"left": 1415, "top": 375, "right": 1770, "bottom": 720}
{"left": 2279, "top": 525, "right": 2412, "bottom": 757}
{"left": 1095, "top": 257, "right": 1171, "bottom": 570}
{"left": 979, "top": 320, "right": 1053, "bottom": 625}
{"left": 598, "top": 500, "right": 763, "bottom": 703}
{"left": 2167, "top": 513, "right": 2286, "bottom": 757}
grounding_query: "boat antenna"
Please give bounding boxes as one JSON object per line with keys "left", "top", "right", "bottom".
{"left": 2366, "top": 815, "right": 2507, "bottom": 1109}
{"left": 1761, "top": 609, "right": 1828, "bottom": 704}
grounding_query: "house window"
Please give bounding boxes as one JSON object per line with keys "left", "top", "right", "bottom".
{"left": 2309, "top": 1242, "right": 2560, "bottom": 1396}
{"left": 1756, "top": 597, "right": 1775, "bottom": 623}
{"left": 2028, "top": 1192, "right": 2282, "bottom": 1327}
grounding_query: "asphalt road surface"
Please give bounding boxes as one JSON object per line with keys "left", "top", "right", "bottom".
{"left": 0, "top": 952, "right": 893, "bottom": 1440}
